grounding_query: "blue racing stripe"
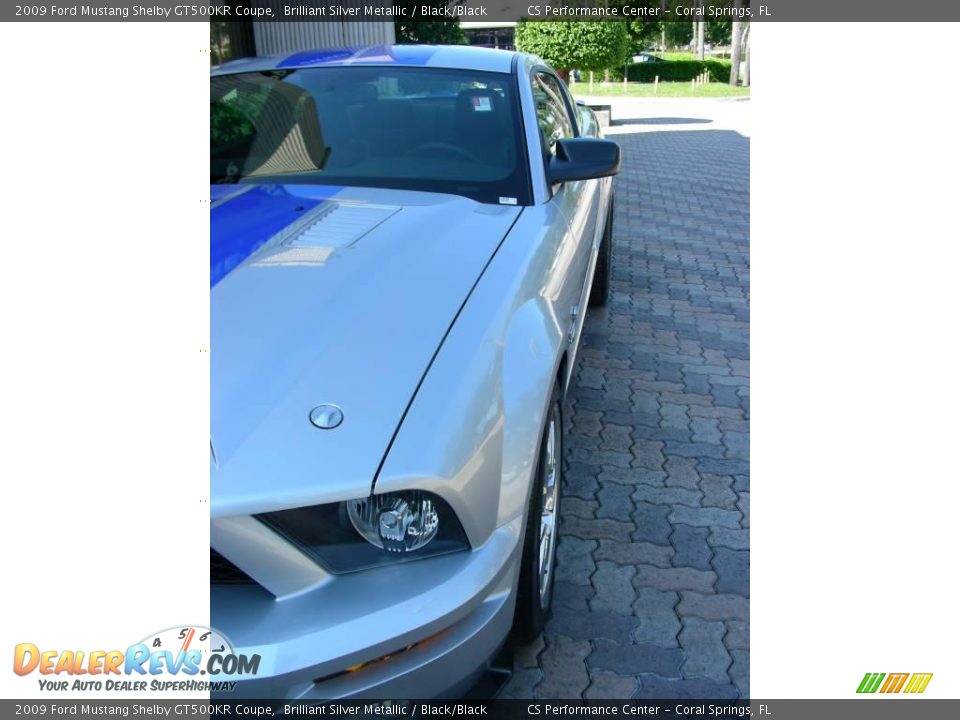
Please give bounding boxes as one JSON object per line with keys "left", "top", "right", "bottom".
{"left": 277, "top": 48, "right": 364, "bottom": 68}
{"left": 210, "top": 185, "right": 322, "bottom": 288}
{"left": 276, "top": 45, "right": 438, "bottom": 69}
{"left": 210, "top": 185, "right": 246, "bottom": 204}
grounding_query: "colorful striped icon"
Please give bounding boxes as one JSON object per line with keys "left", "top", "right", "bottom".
{"left": 857, "top": 672, "right": 933, "bottom": 694}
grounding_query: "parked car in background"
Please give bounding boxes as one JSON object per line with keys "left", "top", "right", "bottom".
{"left": 632, "top": 52, "right": 663, "bottom": 63}
{"left": 210, "top": 44, "right": 619, "bottom": 699}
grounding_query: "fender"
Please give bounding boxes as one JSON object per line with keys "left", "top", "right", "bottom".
{"left": 375, "top": 203, "right": 575, "bottom": 548}
{"left": 498, "top": 295, "right": 568, "bottom": 528}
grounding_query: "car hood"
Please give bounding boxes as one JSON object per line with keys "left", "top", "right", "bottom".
{"left": 210, "top": 184, "right": 520, "bottom": 518}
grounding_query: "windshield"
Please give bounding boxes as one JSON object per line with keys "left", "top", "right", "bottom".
{"left": 211, "top": 66, "right": 531, "bottom": 205}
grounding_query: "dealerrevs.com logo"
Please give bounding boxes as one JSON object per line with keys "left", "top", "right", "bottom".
{"left": 13, "top": 626, "right": 259, "bottom": 692}
{"left": 857, "top": 672, "right": 933, "bottom": 694}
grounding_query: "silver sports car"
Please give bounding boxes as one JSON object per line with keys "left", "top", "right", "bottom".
{"left": 210, "top": 44, "right": 619, "bottom": 699}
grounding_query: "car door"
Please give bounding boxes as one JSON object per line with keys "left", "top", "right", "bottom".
{"left": 531, "top": 70, "right": 602, "bottom": 353}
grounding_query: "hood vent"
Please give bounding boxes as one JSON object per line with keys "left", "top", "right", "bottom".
{"left": 251, "top": 200, "right": 400, "bottom": 268}
{"left": 286, "top": 202, "right": 399, "bottom": 249}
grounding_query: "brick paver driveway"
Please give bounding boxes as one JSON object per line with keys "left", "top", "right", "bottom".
{"left": 500, "top": 108, "right": 750, "bottom": 699}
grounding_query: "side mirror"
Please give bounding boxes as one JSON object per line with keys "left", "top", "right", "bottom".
{"left": 548, "top": 137, "right": 621, "bottom": 184}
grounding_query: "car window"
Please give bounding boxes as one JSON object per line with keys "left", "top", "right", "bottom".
{"left": 555, "top": 80, "right": 581, "bottom": 136}
{"left": 210, "top": 67, "right": 531, "bottom": 206}
{"left": 531, "top": 72, "right": 574, "bottom": 159}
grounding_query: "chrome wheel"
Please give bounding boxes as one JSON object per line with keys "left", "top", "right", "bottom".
{"left": 513, "top": 384, "right": 564, "bottom": 641}
{"left": 538, "top": 403, "right": 561, "bottom": 607}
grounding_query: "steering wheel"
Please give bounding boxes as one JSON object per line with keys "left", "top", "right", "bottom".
{"left": 406, "top": 142, "right": 481, "bottom": 164}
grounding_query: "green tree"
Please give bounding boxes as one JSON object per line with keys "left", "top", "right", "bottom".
{"left": 705, "top": 18, "right": 732, "bottom": 46}
{"left": 514, "top": 21, "right": 631, "bottom": 75}
{"left": 655, "top": 1, "right": 700, "bottom": 48}
{"left": 625, "top": 20, "right": 664, "bottom": 54}
{"left": 606, "top": 2, "right": 663, "bottom": 53}
{"left": 394, "top": 3, "right": 466, "bottom": 45}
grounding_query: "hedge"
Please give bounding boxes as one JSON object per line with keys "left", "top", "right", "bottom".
{"left": 608, "top": 59, "right": 731, "bottom": 83}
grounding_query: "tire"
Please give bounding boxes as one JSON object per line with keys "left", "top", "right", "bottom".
{"left": 589, "top": 196, "right": 614, "bottom": 308}
{"left": 514, "top": 382, "right": 563, "bottom": 643}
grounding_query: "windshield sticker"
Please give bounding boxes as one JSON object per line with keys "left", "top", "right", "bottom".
{"left": 472, "top": 96, "right": 493, "bottom": 112}
{"left": 499, "top": 197, "right": 518, "bottom": 205}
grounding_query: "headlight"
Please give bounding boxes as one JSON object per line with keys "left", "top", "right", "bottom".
{"left": 256, "top": 491, "right": 469, "bottom": 574}
{"left": 346, "top": 491, "right": 439, "bottom": 553}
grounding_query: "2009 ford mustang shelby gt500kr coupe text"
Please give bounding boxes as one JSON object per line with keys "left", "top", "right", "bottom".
{"left": 210, "top": 45, "right": 619, "bottom": 698}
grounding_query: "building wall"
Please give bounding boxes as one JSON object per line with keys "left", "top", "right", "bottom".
{"left": 254, "top": 14, "right": 395, "bottom": 56}
{"left": 460, "top": 21, "right": 517, "bottom": 50}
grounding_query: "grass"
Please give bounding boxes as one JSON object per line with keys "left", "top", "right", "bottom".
{"left": 571, "top": 81, "right": 749, "bottom": 99}
{"left": 657, "top": 51, "right": 698, "bottom": 61}
{"left": 654, "top": 51, "right": 733, "bottom": 61}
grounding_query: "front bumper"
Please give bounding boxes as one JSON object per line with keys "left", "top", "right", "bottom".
{"left": 212, "top": 515, "right": 523, "bottom": 699}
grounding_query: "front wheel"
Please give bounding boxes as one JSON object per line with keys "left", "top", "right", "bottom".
{"left": 514, "top": 382, "right": 563, "bottom": 642}
{"left": 589, "top": 196, "right": 614, "bottom": 307}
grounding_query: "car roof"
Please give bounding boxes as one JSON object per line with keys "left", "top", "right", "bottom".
{"left": 211, "top": 45, "right": 520, "bottom": 76}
